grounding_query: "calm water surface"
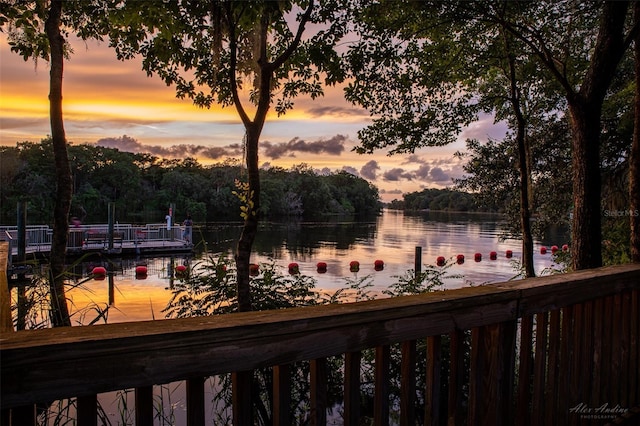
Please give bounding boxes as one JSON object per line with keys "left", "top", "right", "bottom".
{"left": 68, "top": 210, "right": 568, "bottom": 323}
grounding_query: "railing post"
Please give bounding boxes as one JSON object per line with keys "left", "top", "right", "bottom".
{"left": 273, "top": 365, "right": 291, "bottom": 426}
{"left": 232, "top": 370, "right": 253, "bottom": 426}
{"left": 516, "top": 315, "right": 534, "bottom": 426}
{"left": 344, "top": 351, "right": 361, "bottom": 425}
{"left": 448, "top": 330, "right": 465, "bottom": 426}
{"left": 77, "top": 394, "right": 97, "bottom": 426}
{"left": 374, "top": 345, "right": 390, "bottom": 425}
{"left": 400, "top": 340, "right": 416, "bottom": 426}
{"left": 1, "top": 242, "right": 12, "bottom": 333}
{"left": 310, "top": 358, "right": 327, "bottom": 426}
{"left": 425, "top": 336, "right": 441, "bottom": 426}
{"left": 135, "top": 386, "right": 154, "bottom": 426}
{"left": 186, "top": 377, "right": 205, "bottom": 426}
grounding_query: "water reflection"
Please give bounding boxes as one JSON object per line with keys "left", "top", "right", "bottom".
{"left": 66, "top": 210, "right": 568, "bottom": 323}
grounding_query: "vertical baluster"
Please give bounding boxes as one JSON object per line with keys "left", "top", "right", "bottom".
{"left": 344, "top": 351, "right": 361, "bottom": 425}
{"left": 545, "top": 310, "right": 561, "bottom": 426}
{"left": 532, "top": 312, "right": 548, "bottom": 426}
{"left": 569, "top": 303, "right": 583, "bottom": 424}
{"left": 273, "top": 365, "right": 291, "bottom": 426}
{"left": 425, "top": 336, "right": 441, "bottom": 426}
{"left": 557, "top": 305, "right": 573, "bottom": 426}
{"left": 467, "top": 326, "right": 485, "bottom": 426}
{"left": 581, "top": 301, "right": 594, "bottom": 408}
{"left": 232, "top": 371, "right": 253, "bottom": 426}
{"left": 9, "top": 405, "right": 36, "bottom": 426}
{"left": 310, "top": 358, "right": 327, "bottom": 426}
{"left": 135, "top": 386, "right": 154, "bottom": 426}
{"left": 620, "top": 291, "right": 631, "bottom": 409}
{"left": 374, "top": 345, "right": 390, "bottom": 426}
{"left": 400, "top": 340, "right": 416, "bottom": 426}
{"left": 517, "top": 315, "right": 534, "bottom": 426}
{"left": 187, "top": 377, "right": 205, "bottom": 426}
{"left": 77, "top": 394, "right": 97, "bottom": 426}
{"left": 630, "top": 289, "right": 639, "bottom": 405}
{"left": 612, "top": 294, "right": 623, "bottom": 406}
{"left": 601, "top": 298, "right": 614, "bottom": 407}
{"left": 448, "top": 330, "right": 465, "bottom": 426}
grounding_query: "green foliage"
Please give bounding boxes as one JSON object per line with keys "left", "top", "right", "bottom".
{"left": 402, "top": 188, "right": 478, "bottom": 212}
{"left": 384, "top": 257, "right": 461, "bottom": 297}
{"left": 0, "top": 140, "right": 381, "bottom": 224}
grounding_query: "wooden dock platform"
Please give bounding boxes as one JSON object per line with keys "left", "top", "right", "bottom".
{"left": 2, "top": 223, "right": 194, "bottom": 264}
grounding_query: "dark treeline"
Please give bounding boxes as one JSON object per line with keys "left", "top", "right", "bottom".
{"left": 0, "top": 140, "right": 382, "bottom": 225}
{"left": 387, "top": 188, "right": 479, "bottom": 212}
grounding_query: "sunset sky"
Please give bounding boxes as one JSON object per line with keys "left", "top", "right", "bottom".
{"left": 1, "top": 35, "right": 508, "bottom": 202}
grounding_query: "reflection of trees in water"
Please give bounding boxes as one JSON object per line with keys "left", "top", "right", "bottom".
{"left": 202, "top": 220, "right": 378, "bottom": 260}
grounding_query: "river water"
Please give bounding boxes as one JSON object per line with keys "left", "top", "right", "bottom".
{"left": 67, "top": 209, "right": 568, "bottom": 324}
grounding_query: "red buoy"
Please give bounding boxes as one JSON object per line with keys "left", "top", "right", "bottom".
{"left": 249, "top": 263, "right": 259, "bottom": 276}
{"left": 506, "top": 250, "right": 513, "bottom": 258}
{"left": 92, "top": 266, "right": 107, "bottom": 280}
{"left": 350, "top": 261, "right": 360, "bottom": 272}
{"left": 288, "top": 262, "right": 299, "bottom": 274}
{"left": 489, "top": 251, "right": 497, "bottom": 260}
{"left": 474, "top": 253, "right": 482, "bottom": 262}
{"left": 316, "top": 262, "right": 327, "bottom": 273}
{"left": 374, "top": 259, "right": 384, "bottom": 271}
{"left": 540, "top": 246, "right": 547, "bottom": 255}
{"left": 436, "top": 256, "right": 446, "bottom": 266}
{"left": 135, "top": 264, "right": 148, "bottom": 280}
{"left": 456, "top": 254, "right": 465, "bottom": 264}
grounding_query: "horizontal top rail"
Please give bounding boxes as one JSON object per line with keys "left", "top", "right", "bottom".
{"left": 2, "top": 263, "right": 639, "bottom": 409}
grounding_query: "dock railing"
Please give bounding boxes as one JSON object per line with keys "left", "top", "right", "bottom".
{"left": 1, "top": 262, "right": 639, "bottom": 425}
{"left": 0, "top": 223, "right": 187, "bottom": 255}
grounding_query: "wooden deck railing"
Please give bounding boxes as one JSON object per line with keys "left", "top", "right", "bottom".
{"left": 1, "top": 260, "right": 639, "bottom": 425}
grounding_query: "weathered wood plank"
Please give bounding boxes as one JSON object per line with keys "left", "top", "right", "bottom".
{"left": 532, "top": 312, "right": 548, "bottom": 426}
{"left": 620, "top": 291, "right": 631, "bottom": 409}
{"left": 344, "top": 351, "right": 361, "bottom": 425}
{"left": 232, "top": 371, "right": 252, "bottom": 426}
{"left": 544, "top": 310, "right": 561, "bottom": 426}
{"left": 400, "top": 340, "right": 416, "bottom": 426}
{"left": 557, "top": 306, "right": 573, "bottom": 426}
{"left": 448, "top": 330, "right": 465, "bottom": 426}
{"left": 424, "top": 336, "right": 441, "bottom": 426}
{"left": 467, "top": 326, "right": 485, "bottom": 426}
{"left": 77, "top": 394, "right": 97, "bottom": 426}
{"left": 374, "top": 345, "right": 390, "bottom": 426}
{"left": 516, "top": 315, "right": 534, "bottom": 426}
{"left": 273, "top": 365, "right": 291, "bottom": 426}
{"left": 630, "top": 289, "right": 639, "bottom": 406}
{"left": 0, "top": 242, "right": 12, "bottom": 333}
{"left": 135, "top": 386, "right": 153, "bottom": 426}
{"left": 310, "top": 358, "right": 327, "bottom": 426}
{"left": 186, "top": 377, "right": 205, "bottom": 426}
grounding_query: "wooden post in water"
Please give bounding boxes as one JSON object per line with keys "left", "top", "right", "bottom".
{"left": 17, "top": 202, "right": 26, "bottom": 274}
{"left": 415, "top": 246, "right": 422, "bottom": 278}
{"left": 0, "top": 242, "right": 12, "bottom": 333}
{"left": 108, "top": 202, "right": 115, "bottom": 251}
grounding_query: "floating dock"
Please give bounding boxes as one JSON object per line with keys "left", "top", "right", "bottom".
{"left": 2, "top": 223, "right": 194, "bottom": 263}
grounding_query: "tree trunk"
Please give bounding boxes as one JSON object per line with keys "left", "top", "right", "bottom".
{"left": 235, "top": 125, "right": 261, "bottom": 313}
{"left": 506, "top": 47, "right": 535, "bottom": 277}
{"left": 45, "top": 0, "right": 72, "bottom": 327}
{"left": 567, "top": 98, "right": 603, "bottom": 270}
{"left": 632, "top": 2, "right": 640, "bottom": 263}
